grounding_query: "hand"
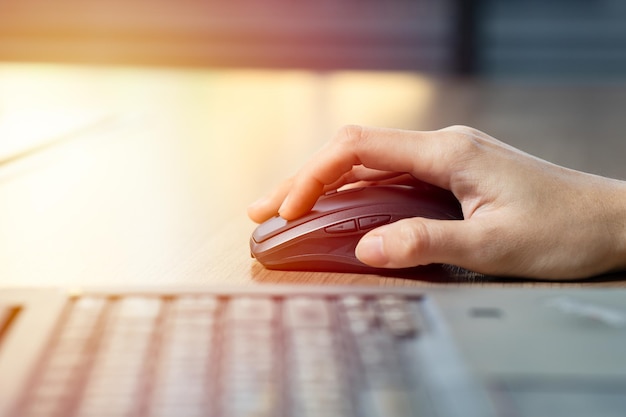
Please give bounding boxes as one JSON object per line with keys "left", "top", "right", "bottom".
{"left": 248, "top": 125, "right": 626, "bottom": 279}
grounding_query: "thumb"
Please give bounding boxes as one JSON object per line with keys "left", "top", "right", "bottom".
{"left": 355, "top": 217, "right": 474, "bottom": 269}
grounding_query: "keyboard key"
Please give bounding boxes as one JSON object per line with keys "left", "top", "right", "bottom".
{"left": 368, "top": 389, "right": 414, "bottom": 417}
{"left": 340, "top": 295, "right": 366, "bottom": 309}
{"left": 290, "top": 328, "right": 334, "bottom": 348}
{"left": 150, "top": 403, "right": 207, "bottom": 417}
{"left": 353, "top": 333, "right": 404, "bottom": 389}
{"left": 221, "top": 382, "right": 280, "bottom": 417}
{"left": 341, "top": 296, "right": 377, "bottom": 334}
{"left": 226, "top": 297, "right": 276, "bottom": 322}
{"left": 170, "top": 295, "right": 218, "bottom": 314}
{"left": 293, "top": 382, "right": 354, "bottom": 417}
{"left": 284, "top": 297, "right": 332, "bottom": 328}
{"left": 375, "top": 296, "right": 419, "bottom": 337}
{"left": 63, "top": 297, "right": 106, "bottom": 334}
{"left": 154, "top": 383, "right": 209, "bottom": 401}
{"left": 20, "top": 400, "right": 61, "bottom": 417}
{"left": 114, "top": 297, "right": 162, "bottom": 319}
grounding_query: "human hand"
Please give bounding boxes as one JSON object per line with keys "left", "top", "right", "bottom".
{"left": 248, "top": 125, "right": 626, "bottom": 279}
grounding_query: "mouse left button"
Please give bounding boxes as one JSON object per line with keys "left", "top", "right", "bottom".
{"left": 252, "top": 216, "right": 289, "bottom": 243}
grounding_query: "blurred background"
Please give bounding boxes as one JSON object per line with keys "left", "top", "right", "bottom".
{"left": 1, "top": 0, "right": 626, "bottom": 78}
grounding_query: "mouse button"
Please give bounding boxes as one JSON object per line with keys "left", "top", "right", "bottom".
{"left": 358, "top": 215, "right": 391, "bottom": 230}
{"left": 252, "top": 209, "right": 330, "bottom": 243}
{"left": 324, "top": 219, "right": 358, "bottom": 234}
{"left": 252, "top": 216, "right": 289, "bottom": 243}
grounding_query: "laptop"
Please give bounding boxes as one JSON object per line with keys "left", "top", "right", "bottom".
{"left": 1, "top": 285, "right": 625, "bottom": 417}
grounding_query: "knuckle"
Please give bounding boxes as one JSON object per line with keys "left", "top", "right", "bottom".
{"left": 439, "top": 125, "right": 485, "bottom": 158}
{"left": 335, "top": 124, "right": 366, "bottom": 147}
{"left": 395, "top": 220, "right": 431, "bottom": 265}
{"left": 442, "top": 124, "right": 482, "bottom": 137}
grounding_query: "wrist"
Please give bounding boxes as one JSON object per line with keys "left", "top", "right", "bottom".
{"left": 605, "top": 178, "right": 626, "bottom": 273}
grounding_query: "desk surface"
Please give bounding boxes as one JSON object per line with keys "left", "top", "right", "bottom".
{"left": 1, "top": 63, "right": 625, "bottom": 288}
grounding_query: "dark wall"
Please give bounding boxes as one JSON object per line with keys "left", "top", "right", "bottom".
{"left": 476, "top": 0, "right": 626, "bottom": 79}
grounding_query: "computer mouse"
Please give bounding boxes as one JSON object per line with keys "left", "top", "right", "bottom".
{"left": 250, "top": 184, "right": 463, "bottom": 274}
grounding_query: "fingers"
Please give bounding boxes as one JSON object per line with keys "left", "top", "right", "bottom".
{"left": 248, "top": 167, "right": 415, "bottom": 223}
{"left": 355, "top": 217, "right": 480, "bottom": 269}
{"left": 277, "top": 125, "right": 464, "bottom": 220}
{"left": 248, "top": 124, "right": 489, "bottom": 223}
{"left": 247, "top": 178, "right": 293, "bottom": 223}
{"left": 326, "top": 167, "right": 412, "bottom": 191}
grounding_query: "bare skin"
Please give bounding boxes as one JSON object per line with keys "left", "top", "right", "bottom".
{"left": 248, "top": 125, "right": 626, "bottom": 280}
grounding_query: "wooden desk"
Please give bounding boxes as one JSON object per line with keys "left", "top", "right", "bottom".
{"left": 1, "top": 63, "right": 625, "bottom": 288}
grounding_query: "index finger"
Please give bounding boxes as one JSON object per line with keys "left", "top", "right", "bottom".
{"left": 278, "top": 125, "right": 459, "bottom": 220}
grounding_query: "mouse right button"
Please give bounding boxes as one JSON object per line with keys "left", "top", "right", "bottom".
{"left": 358, "top": 215, "right": 391, "bottom": 230}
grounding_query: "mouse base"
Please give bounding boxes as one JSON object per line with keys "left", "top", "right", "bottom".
{"left": 259, "top": 261, "right": 461, "bottom": 281}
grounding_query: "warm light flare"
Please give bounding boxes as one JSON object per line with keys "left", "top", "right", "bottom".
{"left": 0, "top": 62, "right": 437, "bottom": 285}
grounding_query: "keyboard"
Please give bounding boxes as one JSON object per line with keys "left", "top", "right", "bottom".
{"left": 11, "top": 287, "right": 493, "bottom": 417}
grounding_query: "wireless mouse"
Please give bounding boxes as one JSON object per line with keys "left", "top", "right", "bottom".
{"left": 250, "top": 184, "right": 463, "bottom": 274}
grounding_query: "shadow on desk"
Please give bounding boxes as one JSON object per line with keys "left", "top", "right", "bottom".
{"left": 248, "top": 261, "right": 626, "bottom": 288}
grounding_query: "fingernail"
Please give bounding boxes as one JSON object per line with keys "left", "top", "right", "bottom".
{"left": 356, "top": 235, "right": 388, "bottom": 266}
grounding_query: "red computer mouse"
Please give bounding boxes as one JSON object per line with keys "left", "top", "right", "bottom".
{"left": 250, "top": 184, "right": 463, "bottom": 274}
